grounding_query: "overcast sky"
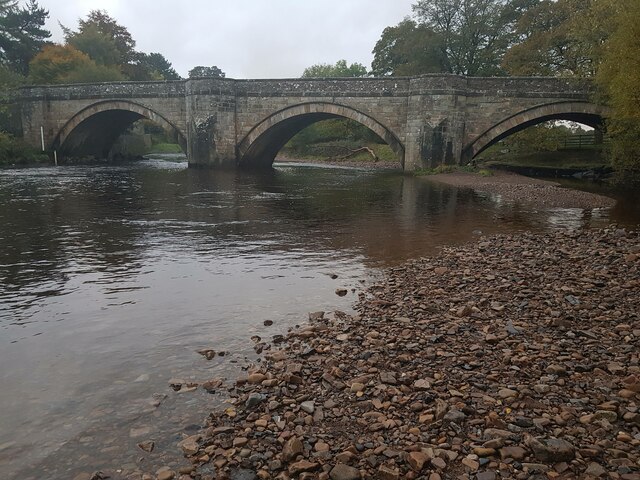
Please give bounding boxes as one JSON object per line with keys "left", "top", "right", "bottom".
{"left": 37, "top": 0, "right": 416, "bottom": 79}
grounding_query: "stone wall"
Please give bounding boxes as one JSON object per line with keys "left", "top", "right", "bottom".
{"left": 15, "top": 75, "right": 601, "bottom": 170}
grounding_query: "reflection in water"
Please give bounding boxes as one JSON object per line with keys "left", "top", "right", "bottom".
{"left": 0, "top": 160, "right": 634, "bottom": 479}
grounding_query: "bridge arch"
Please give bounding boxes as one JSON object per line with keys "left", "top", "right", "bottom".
{"left": 237, "top": 102, "right": 405, "bottom": 168}
{"left": 54, "top": 100, "right": 187, "bottom": 158}
{"left": 465, "top": 101, "right": 610, "bottom": 160}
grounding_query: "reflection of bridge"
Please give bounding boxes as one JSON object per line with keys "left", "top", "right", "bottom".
{"left": 16, "top": 75, "right": 608, "bottom": 171}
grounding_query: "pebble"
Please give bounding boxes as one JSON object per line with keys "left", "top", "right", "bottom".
{"left": 164, "top": 228, "right": 640, "bottom": 480}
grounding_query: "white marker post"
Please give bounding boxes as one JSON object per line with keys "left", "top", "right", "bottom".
{"left": 54, "top": 150, "right": 58, "bottom": 166}
{"left": 40, "top": 126, "right": 45, "bottom": 152}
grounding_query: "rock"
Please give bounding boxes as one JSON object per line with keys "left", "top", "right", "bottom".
{"left": 329, "top": 463, "right": 361, "bottom": 480}
{"left": 282, "top": 437, "right": 304, "bottom": 462}
{"left": 178, "top": 435, "right": 200, "bottom": 456}
{"left": 300, "top": 401, "right": 315, "bottom": 414}
{"left": 584, "top": 462, "right": 607, "bottom": 477}
{"left": 498, "top": 388, "right": 518, "bottom": 399}
{"left": 499, "top": 446, "right": 527, "bottom": 461}
{"left": 157, "top": 470, "right": 175, "bottom": 480}
{"left": 377, "top": 465, "right": 400, "bottom": 480}
{"left": 202, "top": 378, "right": 224, "bottom": 392}
{"left": 336, "top": 288, "right": 348, "bottom": 297}
{"left": 407, "top": 451, "right": 430, "bottom": 471}
{"left": 379, "top": 371, "right": 397, "bottom": 385}
{"left": 137, "top": 440, "right": 154, "bottom": 453}
{"left": 414, "top": 379, "right": 431, "bottom": 390}
{"left": 443, "top": 409, "right": 466, "bottom": 424}
{"left": 197, "top": 349, "right": 216, "bottom": 360}
{"left": 289, "top": 460, "right": 319, "bottom": 475}
{"left": 526, "top": 436, "right": 575, "bottom": 463}
{"left": 476, "top": 472, "right": 496, "bottom": 480}
{"left": 309, "top": 312, "right": 325, "bottom": 321}
{"left": 247, "top": 373, "right": 267, "bottom": 384}
{"left": 431, "top": 457, "right": 447, "bottom": 470}
{"left": 168, "top": 378, "right": 185, "bottom": 391}
{"left": 474, "top": 447, "right": 496, "bottom": 457}
{"left": 246, "top": 393, "right": 266, "bottom": 409}
{"left": 461, "top": 457, "right": 479, "bottom": 471}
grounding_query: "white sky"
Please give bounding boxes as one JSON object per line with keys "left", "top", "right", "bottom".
{"left": 37, "top": 0, "right": 416, "bottom": 79}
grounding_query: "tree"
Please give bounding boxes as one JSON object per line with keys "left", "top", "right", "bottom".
{"left": 371, "top": 18, "right": 446, "bottom": 76}
{"left": 63, "top": 10, "right": 180, "bottom": 82}
{"left": 140, "top": 52, "right": 180, "bottom": 80}
{"left": 188, "top": 65, "right": 225, "bottom": 78}
{"left": 596, "top": 0, "right": 640, "bottom": 186}
{"left": 502, "top": 0, "right": 611, "bottom": 76}
{"left": 67, "top": 24, "right": 121, "bottom": 67}
{"left": 412, "top": 0, "right": 537, "bottom": 76}
{"left": 64, "top": 10, "right": 136, "bottom": 64}
{"left": 0, "top": 0, "right": 50, "bottom": 74}
{"left": 28, "top": 44, "right": 123, "bottom": 84}
{"left": 302, "top": 60, "right": 367, "bottom": 78}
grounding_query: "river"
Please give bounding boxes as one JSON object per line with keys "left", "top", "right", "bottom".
{"left": 0, "top": 158, "right": 637, "bottom": 479}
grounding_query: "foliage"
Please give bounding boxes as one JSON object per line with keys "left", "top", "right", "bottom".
{"left": 64, "top": 10, "right": 136, "bottom": 64}
{"left": 67, "top": 24, "right": 121, "bottom": 67}
{"left": 596, "top": 0, "right": 640, "bottom": 186}
{"left": 412, "top": 0, "right": 537, "bottom": 76}
{"left": 493, "top": 122, "right": 577, "bottom": 153}
{"left": 0, "top": 63, "right": 24, "bottom": 132}
{"left": 147, "top": 143, "right": 183, "bottom": 154}
{"left": 29, "top": 44, "right": 124, "bottom": 84}
{"left": 301, "top": 60, "right": 367, "bottom": 78}
{"left": 502, "top": 0, "right": 613, "bottom": 76}
{"left": 286, "top": 119, "right": 381, "bottom": 154}
{"left": 140, "top": 52, "right": 181, "bottom": 80}
{"left": 371, "top": 18, "right": 446, "bottom": 76}
{"left": 0, "top": 0, "right": 50, "bottom": 74}
{"left": 62, "top": 10, "right": 180, "bottom": 82}
{"left": 188, "top": 65, "right": 225, "bottom": 78}
{"left": 0, "top": 131, "right": 48, "bottom": 164}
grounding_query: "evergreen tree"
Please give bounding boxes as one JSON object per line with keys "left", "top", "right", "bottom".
{"left": 0, "top": 0, "right": 50, "bottom": 74}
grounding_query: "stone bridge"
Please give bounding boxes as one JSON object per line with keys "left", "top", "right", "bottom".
{"left": 15, "top": 75, "right": 607, "bottom": 171}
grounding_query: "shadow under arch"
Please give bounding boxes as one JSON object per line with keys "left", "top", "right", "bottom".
{"left": 53, "top": 100, "right": 187, "bottom": 158}
{"left": 237, "top": 102, "right": 405, "bottom": 169}
{"left": 464, "top": 101, "right": 611, "bottom": 161}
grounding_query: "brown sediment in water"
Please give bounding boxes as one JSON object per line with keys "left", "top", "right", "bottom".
{"left": 153, "top": 227, "right": 639, "bottom": 480}
{"left": 429, "top": 171, "right": 616, "bottom": 209}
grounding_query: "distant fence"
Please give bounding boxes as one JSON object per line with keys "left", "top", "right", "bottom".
{"left": 562, "top": 133, "right": 608, "bottom": 149}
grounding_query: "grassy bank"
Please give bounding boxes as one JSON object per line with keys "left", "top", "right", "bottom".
{"left": 477, "top": 148, "right": 611, "bottom": 177}
{"left": 0, "top": 133, "right": 49, "bottom": 166}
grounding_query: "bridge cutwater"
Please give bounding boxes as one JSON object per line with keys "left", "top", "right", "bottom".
{"left": 15, "top": 74, "right": 608, "bottom": 171}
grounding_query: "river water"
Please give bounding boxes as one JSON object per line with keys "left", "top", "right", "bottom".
{"left": 0, "top": 158, "right": 637, "bottom": 479}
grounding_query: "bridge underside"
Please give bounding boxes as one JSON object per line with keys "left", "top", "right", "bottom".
{"left": 239, "top": 113, "right": 336, "bottom": 169}
{"left": 56, "top": 110, "right": 146, "bottom": 158}
{"left": 470, "top": 112, "right": 605, "bottom": 159}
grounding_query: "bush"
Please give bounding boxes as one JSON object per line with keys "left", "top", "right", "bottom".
{"left": 0, "top": 132, "right": 49, "bottom": 165}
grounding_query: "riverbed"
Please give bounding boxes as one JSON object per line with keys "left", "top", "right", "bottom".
{"left": 0, "top": 159, "right": 637, "bottom": 479}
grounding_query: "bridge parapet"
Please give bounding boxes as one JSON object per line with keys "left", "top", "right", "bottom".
{"left": 13, "top": 74, "right": 605, "bottom": 170}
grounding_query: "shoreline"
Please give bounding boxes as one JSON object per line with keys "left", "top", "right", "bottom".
{"left": 428, "top": 171, "right": 616, "bottom": 209}
{"left": 147, "top": 227, "right": 639, "bottom": 480}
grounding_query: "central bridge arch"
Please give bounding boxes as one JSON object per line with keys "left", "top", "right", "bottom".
{"left": 237, "top": 102, "right": 405, "bottom": 168}
{"left": 464, "top": 101, "right": 610, "bottom": 160}
{"left": 54, "top": 100, "right": 187, "bottom": 158}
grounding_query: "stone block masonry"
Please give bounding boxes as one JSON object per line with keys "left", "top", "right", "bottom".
{"left": 15, "top": 75, "right": 607, "bottom": 171}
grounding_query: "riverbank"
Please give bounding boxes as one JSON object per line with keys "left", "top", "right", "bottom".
{"left": 154, "top": 227, "right": 639, "bottom": 480}
{"left": 430, "top": 171, "right": 617, "bottom": 209}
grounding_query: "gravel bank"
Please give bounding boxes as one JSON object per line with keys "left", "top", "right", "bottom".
{"left": 162, "top": 227, "right": 639, "bottom": 480}
{"left": 429, "top": 172, "right": 616, "bottom": 209}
